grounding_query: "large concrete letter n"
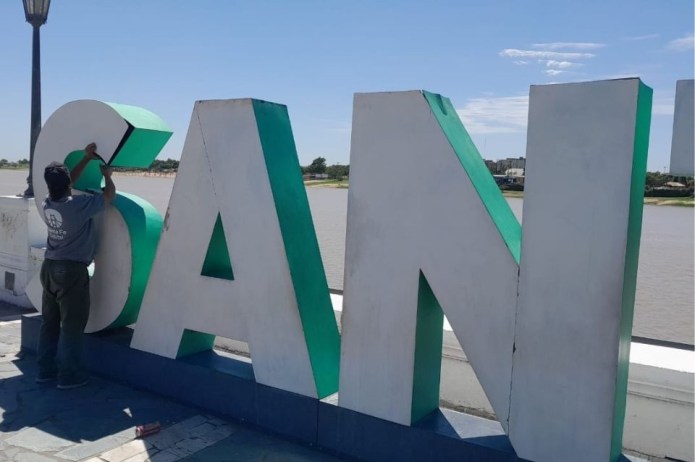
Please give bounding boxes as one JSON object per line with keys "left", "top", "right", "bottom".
{"left": 339, "top": 80, "right": 651, "bottom": 462}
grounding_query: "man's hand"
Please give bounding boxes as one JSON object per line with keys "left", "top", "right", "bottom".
{"left": 84, "top": 142, "right": 97, "bottom": 160}
{"left": 100, "top": 165, "right": 112, "bottom": 177}
{"left": 70, "top": 142, "right": 98, "bottom": 184}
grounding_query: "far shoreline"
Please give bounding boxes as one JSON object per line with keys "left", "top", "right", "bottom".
{"left": 2, "top": 168, "right": 692, "bottom": 206}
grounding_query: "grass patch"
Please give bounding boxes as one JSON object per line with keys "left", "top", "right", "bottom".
{"left": 504, "top": 191, "right": 693, "bottom": 207}
{"left": 501, "top": 191, "right": 524, "bottom": 198}
{"left": 301, "top": 183, "right": 693, "bottom": 206}
{"left": 304, "top": 179, "right": 349, "bottom": 188}
{"left": 644, "top": 197, "right": 694, "bottom": 207}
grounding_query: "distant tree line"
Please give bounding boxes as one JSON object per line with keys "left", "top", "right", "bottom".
{"left": 301, "top": 157, "right": 349, "bottom": 180}
{"left": 0, "top": 158, "right": 181, "bottom": 173}
{"left": 110, "top": 156, "right": 353, "bottom": 180}
{"left": 645, "top": 171, "right": 693, "bottom": 188}
{"left": 644, "top": 172, "right": 694, "bottom": 197}
{"left": 1, "top": 156, "right": 690, "bottom": 197}
{"left": 112, "top": 158, "right": 180, "bottom": 173}
{"left": 2, "top": 156, "right": 353, "bottom": 180}
{"left": 0, "top": 158, "right": 29, "bottom": 169}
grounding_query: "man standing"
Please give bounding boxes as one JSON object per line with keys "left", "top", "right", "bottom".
{"left": 36, "top": 142, "right": 115, "bottom": 389}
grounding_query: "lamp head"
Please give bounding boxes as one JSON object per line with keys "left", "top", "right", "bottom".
{"left": 23, "top": 0, "right": 51, "bottom": 26}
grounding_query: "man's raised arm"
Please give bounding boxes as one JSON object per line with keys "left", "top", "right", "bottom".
{"left": 100, "top": 165, "right": 116, "bottom": 203}
{"left": 70, "top": 142, "right": 97, "bottom": 184}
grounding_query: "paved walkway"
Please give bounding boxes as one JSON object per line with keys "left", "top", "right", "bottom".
{"left": 0, "top": 302, "right": 345, "bottom": 462}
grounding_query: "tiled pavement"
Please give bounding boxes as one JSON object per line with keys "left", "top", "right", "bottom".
{"left": 0, "top": 302, "right": 345, "bottom": 462}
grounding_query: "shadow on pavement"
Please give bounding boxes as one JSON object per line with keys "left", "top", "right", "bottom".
{"left": 0, "top": 348, "right": 195, "bottom": 457}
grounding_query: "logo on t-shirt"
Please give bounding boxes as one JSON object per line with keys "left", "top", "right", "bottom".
{"left": 45, "top": 209, "right": 63, "bottom": 229}
{"left": 45, "top": 208, "right": 68, "bottom": 241}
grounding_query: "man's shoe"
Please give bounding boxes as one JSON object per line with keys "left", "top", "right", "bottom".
{"left": 35, "top": 370, "right": 58, "bottom": 383}
{"left": 57, "top": 374, "right": 89, "bottom": 390}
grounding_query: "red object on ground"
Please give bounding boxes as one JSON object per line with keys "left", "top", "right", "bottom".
{"left": 135, "top": 422, "right": 161, "bottom": 438}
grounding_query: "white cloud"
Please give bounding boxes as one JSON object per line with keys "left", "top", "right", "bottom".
{"left": 513, "top": 60, "right": 529, "bottom": 65}
{"left": 544, "top": 60, "right": 582, "bottom": 69}
{"left": 667, "top": 33, "right": 695, "bottom": 51}
{"left": 500, "top": 47, "right": 594, "bottom": 78}
{"left": 623, "top": 34, "right": 659, "bottom": 41}
{"left": 456, "top": 96, "right": 529, "bottom": 135}
{"left": 532, "top": 42, "right": 605, "bottom": 50}
{"left": 500, "top": 49, "right": 595, "bottom": 60}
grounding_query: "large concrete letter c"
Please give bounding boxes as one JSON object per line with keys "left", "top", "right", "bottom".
{"left": 28, "top": 100, "right": 172, "bottom": 333}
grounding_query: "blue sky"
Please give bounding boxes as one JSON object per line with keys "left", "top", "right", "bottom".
{"left": 0, "top": 1, "right": 692, "bottom": 171}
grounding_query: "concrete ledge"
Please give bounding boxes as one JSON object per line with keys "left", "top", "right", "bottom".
{"left": 439, "top": 330, "right": 695, "bottom": 462}
{"left": 0, "top": 196, "right": 45, "bottom": 308}
{"left": 318, "top": 395, "right": 530, "bottom": 462}
{"left": 218, "top": 297, "right": 695, "bottom": 461}
{"left": 20, "top": 313, "right": 573, "bottom": 462}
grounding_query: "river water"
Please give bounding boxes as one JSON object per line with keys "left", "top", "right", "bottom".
{"left": 2, "top": 169, "right": 693, "bottom": 345}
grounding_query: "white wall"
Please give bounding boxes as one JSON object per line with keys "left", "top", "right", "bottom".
{"left": 0, "top": 196, "right": 45, "bottom": 307}
{"left": 440, "top": 333, "right": 694, "bottom": 462}
{"left": 669, "top": 79, "right": 694, "bottom": 176}
{"left": 217, "top": 298, "right": 695, "bottom": 462}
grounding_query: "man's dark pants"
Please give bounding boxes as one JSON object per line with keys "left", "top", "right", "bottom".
{"left": 37, "top": 259, "right": 90, "bottom": 379}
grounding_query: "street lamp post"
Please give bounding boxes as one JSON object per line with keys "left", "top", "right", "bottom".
{"left": 21, "top": 0, "right": 51, "bottom": 198}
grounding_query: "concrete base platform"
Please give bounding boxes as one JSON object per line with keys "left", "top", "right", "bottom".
{"left": 21, "top": 313, "right": 634, "bottom": 462}
{"left": 0, "top": 316, "right": 343, "bottom": 462}
{"left": 318, "top": 395, "right": 526, "bottom": 462}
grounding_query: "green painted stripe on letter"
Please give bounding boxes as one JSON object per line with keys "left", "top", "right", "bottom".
{"left": 252, "top": 99, "right": 341, "bottom": 398}
{"left": 423, "top": 91, "right": 521, "bottom": 263}
{"left": 106, "top": 102, "right": 172, "bottom": 132}
{"left": 105, "top": 103, "right": 173, "bottom": 168}
{"left": 107, "top": 192, "right": 164, "bottom": 328}
{"left": 64, "top": 151, "right": 104, "bottom": 191}
{"left": 610, "top": 80, "right": 652, "bottom": 462}
{"left": 201, "top": 214, "right": 235, "bottom": 280}
{"left": 178, "top": 329, "right": 216, "bottom": 358}
{"left": 411, "top": 272, "right": 444, "bottom": 423}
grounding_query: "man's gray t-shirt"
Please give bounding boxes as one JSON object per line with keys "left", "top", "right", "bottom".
{"left": 43, "top": 194, "right": 106, "bottom": 264}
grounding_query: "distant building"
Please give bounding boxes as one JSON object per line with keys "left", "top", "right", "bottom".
{"left": 304, "top": 173, "right": 330, "bottom": 180}
{"left": 493, "top": 175, "right": 512, "bottom": 185}
{"left": 496, "top": 157, "right": 525, "bottom": 173}
{"left": 505, "top": 168, "right": 525, "bottom": 178}
{"left": 484, "top": 157, "right": 525, "bottom": 175}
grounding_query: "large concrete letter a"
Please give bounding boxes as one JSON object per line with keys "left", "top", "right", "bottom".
{"left": 131, "top": 99, "right": 340, "bottom": 399}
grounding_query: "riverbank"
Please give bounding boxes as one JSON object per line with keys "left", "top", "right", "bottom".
{"left": 502, "top": 190, "right": 694, "bottom": 206}
{"left": 0, "top": 168, "right": 692, "bottom": 345}
{"left": 303, "top": 180, "right": 695, "bottom": 206}
{"left": 2, "top": 169, "right": 692, "bottom": 205}
{"left": 644, "top": 197, "right": 694, "bottom": 207}
{"left": 304, "top": 179, "right": 349, "bottom": 189}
